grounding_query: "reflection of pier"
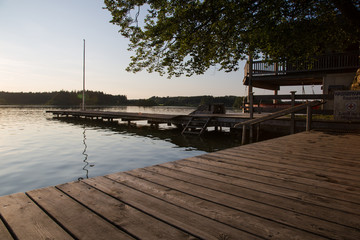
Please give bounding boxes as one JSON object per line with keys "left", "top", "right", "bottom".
{"left": 78, "top": 126, "right": 89, "bottom": 180}
{"left": 50, "top": 117, "right": 247, "bottom": 152}
{"left": 1, "top": 131, "right": 359, "bottom": 239}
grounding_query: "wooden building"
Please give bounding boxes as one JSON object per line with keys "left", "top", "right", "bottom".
{"left": 243, "top": 52, "right": 359, "bottom": 110}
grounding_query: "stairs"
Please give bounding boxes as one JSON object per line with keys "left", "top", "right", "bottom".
{"left": 182, "top": 117, "right": 212, "bottom": 135}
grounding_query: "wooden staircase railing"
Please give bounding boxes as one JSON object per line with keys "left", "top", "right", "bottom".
{"left": 235, "top": 101, "right": 324, "bottom": 144}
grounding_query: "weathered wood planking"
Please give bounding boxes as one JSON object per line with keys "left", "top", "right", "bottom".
{"left": 27, "top": 188, "right": 135, "bottom": 240}
{"left": 84, "top": 176, "right": 257, "bottom": 240}
{"left": 0, "top": 218, "right": 13, "bottom": 240}
{"left": 0, "top": 131, "right": 359, "bottom": 239}
{"left": 0, "top": 193, "right": 72, "bottom": 240}
{"left": 56, "top": 181, "right": 195, "bottom": 240}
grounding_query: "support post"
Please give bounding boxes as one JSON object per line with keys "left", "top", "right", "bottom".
{"left": 306, "top": 104, "right": 312, "bottom": 131}
{"left": 273, "top": 89, "right": 278, "bottom": 105}
{"left": 242, "top": 125, "right": 247, "bottom": 145}
{"left": 290, "top": 91, "right": 296, "bottom": 134}
{"left": 249, "top": 92, "right": 254, "bottom": 142}
{"left": 247, "top": 54, "right": 254, "bottom": 117}
{"left": 249, "top": 91, "right": 254, "bottom": 120}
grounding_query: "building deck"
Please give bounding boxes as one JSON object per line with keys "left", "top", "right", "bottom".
{"left": 1, "top": 131, "right": 359, "bottom": 239}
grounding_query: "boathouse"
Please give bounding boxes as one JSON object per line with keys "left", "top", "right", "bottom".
{"left": 243, "top": 51, "right": 359, "bottom": 111}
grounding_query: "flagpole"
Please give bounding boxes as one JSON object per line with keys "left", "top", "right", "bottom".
{"left": 82, "top": 39, "right": 85, "bottom": 111}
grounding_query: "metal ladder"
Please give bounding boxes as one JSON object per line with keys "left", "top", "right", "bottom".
{"left": 181, "top": 117, "right": 212, "bottom": 135}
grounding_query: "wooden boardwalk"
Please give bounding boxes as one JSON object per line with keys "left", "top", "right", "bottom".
{"left": 1, "top": 131, "right": 360, "bottom": 239}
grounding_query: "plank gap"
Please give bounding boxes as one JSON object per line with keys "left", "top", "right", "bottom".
{"left": 25, "top": 192, "right": 79, "bottom": 240}
{"left": 54, "top": 185, "right": 140, "bottom": 240}
{"left": 0, "top": 213, "right": 16, "bottom": 240}
{"left": 81, "top": 178, "right": 205, "bottom": 240}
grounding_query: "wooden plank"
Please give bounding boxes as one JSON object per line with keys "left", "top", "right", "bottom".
{"left": 181, "top": 158, "right": 360, "bottom": 212}
{"left": 206, "top": 151, "right": 360, "bottom": 186}
{"left": 221, "top": 149, "right": 360, "bottom": 175}
{"left": 27, "top": 187, "right": 134, "bottom": 240}
{"left": 155, "top": 161, "right": 360, "bottom": 229}
{"left": 222, "top": 150, "right": 360, "bottom": 172}
{"left": 244, "top": 139, "right": 360, "bottom": 161}
{"left": 0, "top": 192, "right": 72, "bottom": 240}
{"left": 229, "top": 133, "right": 360, "bottom": 161}
{"left": 249, "top": 133, "right": 360, "bottom": 159}
{"left": 222, "top": 147, "right": 360, "bottom": 172}
{"left": 56, "top": 181, "right": 195, "bottom": 240}
{"left": 84, "top": 176, "right": 260, "bottom": 240}
{"left": 122, "top": 167, "right": 360, "bottom": 239}
{"left": 170, "top": 159, "right": 360, "bottom": 211}
{"left": 197, "top": 154, "right": 360, "bottom": 194}
{"left": 215, "top": 148, "right": 360, "bottom": 177}
{"left": 0, "top": 218, "right": 13, "bottom": 240}
{"left": 106, "top": 171, "right": 326, "bottom": 240}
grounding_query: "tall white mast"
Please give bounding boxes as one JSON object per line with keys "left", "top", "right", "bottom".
{"left": 82, "top": 39, "right": 85, "bottom": 111}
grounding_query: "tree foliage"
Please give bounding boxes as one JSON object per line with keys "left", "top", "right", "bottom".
{"left": 104, "top": 0, "right": 360, "bottom": 77}
{"left": 148, "top": 95, "right": 239, "bottom": 107}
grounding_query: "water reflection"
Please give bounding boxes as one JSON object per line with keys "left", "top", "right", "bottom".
{"left": 51, "top": 117, "right": 243, "bottom": 152}
{"left": 78, "top": 125, "right": 90, "bottom": 180}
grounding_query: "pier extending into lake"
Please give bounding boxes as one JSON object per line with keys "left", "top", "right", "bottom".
{"left": 46, "top": 109, "right": 251, "bottom": 128}
{"left": 46, "top": 109, "right": 359, "bottom": 136}
{"left": 1, "top": 130, "right": 359, "bottom": 239}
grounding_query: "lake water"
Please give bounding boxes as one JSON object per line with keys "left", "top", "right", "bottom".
{"left": 0, "top": 106, "right": 243, "bottom": 196}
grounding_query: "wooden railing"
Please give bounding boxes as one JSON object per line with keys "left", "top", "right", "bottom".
{"left": 244, "top": 52, "right": 359, "bottom": 77}
{"left": 242, "top": 93, "right": 332, "bottom": 114}
{"left": 236, "top": 100, "right": 324, "bottom": 144}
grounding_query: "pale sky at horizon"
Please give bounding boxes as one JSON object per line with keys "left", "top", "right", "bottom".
{"left": 0, "top": 0, "right": 318, "bottom": 99}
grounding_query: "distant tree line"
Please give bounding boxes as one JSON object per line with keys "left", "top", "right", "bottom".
{"left": 0, "top": 91, "right": 245, "bottom": 108}
{"left": 0, "top": 91, "right": 127, "bottom": 106}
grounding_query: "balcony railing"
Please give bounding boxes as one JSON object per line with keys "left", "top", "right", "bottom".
{"left": 244, "top": 52, "right": 359, "bottom": 77}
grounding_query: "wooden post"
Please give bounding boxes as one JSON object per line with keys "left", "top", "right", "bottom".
{"left": 256, "top": 123, "right": 260, "bottom": 142}
{"left": 247, "top": 53, "right": 254, "bottom": 144}
{"left": 290, "top": 91, "right": 296, "bottom": 134}
{"left": 249, "top": 92, "right": 254, "bottom": 142}
{"left": 242, "top": 125, "right": 247, "bottom": 145}
{"left": 306, "top": 104, "right": 312, "bottom": 131}
{"left": 273, "top": 90, "right": 278, "bottom": 105}
{"left": 249, "top": 91, "right": 254, "bottom": 119}
{"left": 247, "top": 54, "right": 253, "bottom": 117}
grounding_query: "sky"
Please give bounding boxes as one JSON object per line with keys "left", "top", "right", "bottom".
{"left": 0, "top": 0, "right": 318, "bottom": 99}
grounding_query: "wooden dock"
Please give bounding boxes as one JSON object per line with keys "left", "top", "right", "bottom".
{"left": 1, "top": 131, "right": 360, "bottom": 239}
{"left": 46, "top": 109, "right": 252, "bottom": 129}
{"left": 46, "top": 110, "right": 360, "bottom": 134}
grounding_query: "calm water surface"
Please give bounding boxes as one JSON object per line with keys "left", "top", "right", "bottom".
{"left": 0, "top": 106, "right": 242, "bottom": 196}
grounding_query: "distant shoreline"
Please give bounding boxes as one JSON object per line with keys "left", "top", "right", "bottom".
{"left": 0, "top": 91, "right": 245, "bottom": 108}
